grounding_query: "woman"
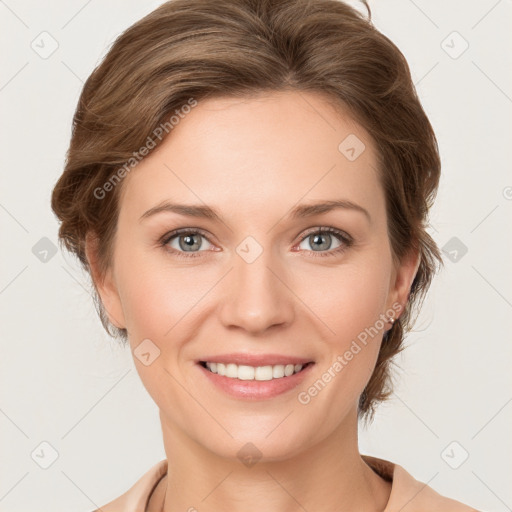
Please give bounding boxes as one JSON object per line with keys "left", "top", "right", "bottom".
{"left": 51, "top": 0, "right": 480, "bottom": 510}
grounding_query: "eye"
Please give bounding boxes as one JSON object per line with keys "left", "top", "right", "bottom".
{"left": 160, "top": 228, "right": 214, "bottom": 259}
{"left": 160, "top": 226, "right": 353, "bottom": 259}
{"left": 296, "top": 227, "right": 353, "bottom": 257}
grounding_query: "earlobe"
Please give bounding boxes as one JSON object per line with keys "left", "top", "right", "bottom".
{"left": 84, "top": 233, "right": 126, "bottom": 330}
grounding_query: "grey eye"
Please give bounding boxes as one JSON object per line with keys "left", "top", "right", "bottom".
{"left": 299, "top": 232, "right": 342, "bottom": 252}
{"left": 167, "top": 232, "right": 213, "bottom": 252}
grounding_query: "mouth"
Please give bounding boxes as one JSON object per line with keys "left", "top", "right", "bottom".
{"left": 198, "top": 361, "right": 314, "bottom": 381}
{"left": 195, "top": 353, "right": 316, "bottom": 399}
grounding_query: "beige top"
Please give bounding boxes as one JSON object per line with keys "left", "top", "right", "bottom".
{"left": 91, "top": 455, "right": 480, "bottom": 511}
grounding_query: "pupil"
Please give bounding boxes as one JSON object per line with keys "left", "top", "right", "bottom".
{"left": 312, "top": 233, "right": 330, "bottom": 251}
{"left": 180, "top": 234, "right": 201, "bottom": 251}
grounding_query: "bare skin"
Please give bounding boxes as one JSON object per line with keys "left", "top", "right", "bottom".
{"left": 86, "top": 90, "right": 420, "bottom": 512}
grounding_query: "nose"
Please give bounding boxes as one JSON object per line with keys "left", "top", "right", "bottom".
{"left": 218, "top": 248, "right": 295, "bottom": 335}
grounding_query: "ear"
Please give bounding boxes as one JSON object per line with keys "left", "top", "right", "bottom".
{"left": 85, "top": 233, "right": 126, "bottom": 330}
{"left": 386, "top": 246, "right": 421, "bottom": 320}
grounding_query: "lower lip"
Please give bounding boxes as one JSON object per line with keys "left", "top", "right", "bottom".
{"left": 197, "top": 362, "right": 315, "bottom": 400}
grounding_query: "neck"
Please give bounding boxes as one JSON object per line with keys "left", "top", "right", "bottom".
{"left": 151, "top": 408, "right": 391, "bottom": 512}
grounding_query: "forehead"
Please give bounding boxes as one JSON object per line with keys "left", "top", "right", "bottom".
{"left": 118, "top": 90, "right": 384, "bottom": 226}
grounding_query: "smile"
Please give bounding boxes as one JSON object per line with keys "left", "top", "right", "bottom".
{"left": 201, "top": 361, "right": 309, "bottom": 380}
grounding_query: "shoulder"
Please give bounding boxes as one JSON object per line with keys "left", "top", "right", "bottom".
{"left": 362, "top": 454, "right": 481, "bottom": 512}
{"left": 391, "top": 463, "right": 480, "bottom": 511}
{"left": 89, "top": 459, "right": 168, "bottom": 512}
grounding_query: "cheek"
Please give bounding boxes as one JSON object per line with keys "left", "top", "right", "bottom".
{"left": 300, "top": 259, "right": 391, "bottom": 391}
{"left": 117, "top": 245, "right": 391, "bottom": 345}
{"left": 293, "top": 269, "right": 389, "bottom": 419}
{"left": 114, "top": 246, "right": 204, "bottom": 340}
{"left": 303, "top": 261, "right": 390, "bottom": 343}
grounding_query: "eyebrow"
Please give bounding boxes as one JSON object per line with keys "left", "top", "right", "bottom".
{"left": 139, "top": 199, "right": 371, "bottom": 224}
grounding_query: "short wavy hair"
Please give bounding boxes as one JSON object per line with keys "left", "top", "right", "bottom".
{"left": 51, "top": 0, "right": 443, "bottom": 424}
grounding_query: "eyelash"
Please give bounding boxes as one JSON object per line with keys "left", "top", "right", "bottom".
{"left": 159, "top": 227, "right": 354, "bottom": 260}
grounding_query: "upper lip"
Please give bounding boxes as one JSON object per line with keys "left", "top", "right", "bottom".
{"left": 198, "top": 353, "right": 314, "bottom": 366}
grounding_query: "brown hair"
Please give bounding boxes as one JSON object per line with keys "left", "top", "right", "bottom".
{"left": 51, "top": 0, "right": 443, "bottom": 424}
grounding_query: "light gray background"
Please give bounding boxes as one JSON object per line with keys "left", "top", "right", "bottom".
{"left": 1, "top": 1, "right": 511, "bottom": 511}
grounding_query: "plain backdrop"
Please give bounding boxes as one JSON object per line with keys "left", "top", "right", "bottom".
{"left": 1, "top": 1, "right": 511, "bottom": 511}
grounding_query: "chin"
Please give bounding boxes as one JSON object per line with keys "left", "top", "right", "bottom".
{"left": 201, "top": 420, "right": 318, "bottom": 464}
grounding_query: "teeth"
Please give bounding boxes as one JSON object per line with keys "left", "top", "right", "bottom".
{"left": 204, "top": 362, "right": 305, "bottom": 380}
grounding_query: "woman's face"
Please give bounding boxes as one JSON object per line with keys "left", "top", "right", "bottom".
{"left": 91, "top": 91, "right": 418, "bottom": 461}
